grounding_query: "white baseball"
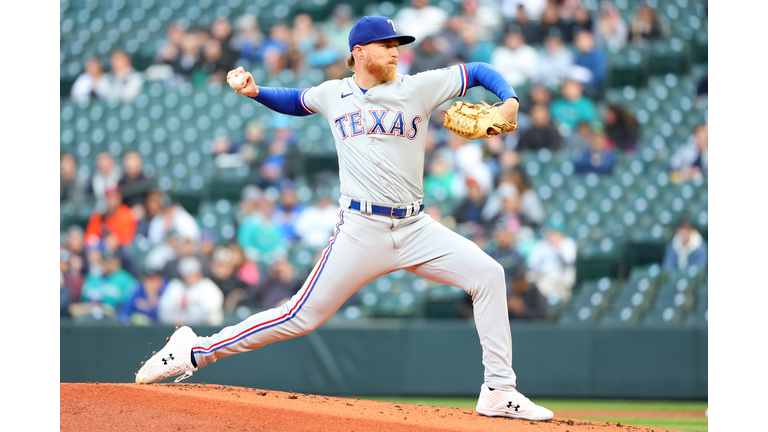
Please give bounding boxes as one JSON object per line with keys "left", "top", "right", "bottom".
{"left": 229, "top": 72, "right": 247, "bottom": 90}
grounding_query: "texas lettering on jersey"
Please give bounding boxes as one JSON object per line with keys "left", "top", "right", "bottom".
{"left": 333, "top": 110, "right": 422, "bottom": 140}
{"left": 299, "top": 64, "right": 470, "bottom": 204}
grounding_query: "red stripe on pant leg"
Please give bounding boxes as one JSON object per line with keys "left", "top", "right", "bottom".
{"left": 192, "top": 210, "right": 344, "bottom": 352}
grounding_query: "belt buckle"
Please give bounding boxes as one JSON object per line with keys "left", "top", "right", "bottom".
{"left": 390, "top": 205, "right": 407, "bottom": 219}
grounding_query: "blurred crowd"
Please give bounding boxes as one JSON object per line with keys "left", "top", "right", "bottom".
{"left": 69, "top": 0, "right": 679, "bottom": 104}
{"left": 61, "top": 0, "right": 708, "bottom": 324}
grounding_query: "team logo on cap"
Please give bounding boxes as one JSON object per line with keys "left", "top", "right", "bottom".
{"left": 387, "top": 19, "right": 397, "bottom": 33}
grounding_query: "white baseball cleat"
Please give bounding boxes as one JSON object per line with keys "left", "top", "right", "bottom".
{"left": 475, "top": 383, "right": 554, "bottom": 421}
{"left": 135, "top": 326, "right": 198, "bottom": 384}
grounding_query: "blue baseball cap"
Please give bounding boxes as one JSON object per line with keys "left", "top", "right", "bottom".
{"left": 348, "top": 16, "right": 415, "bottom": 52}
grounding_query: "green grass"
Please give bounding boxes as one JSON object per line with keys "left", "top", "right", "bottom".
{"left": 346, "top": 396, "right": 708, "bottom": 432}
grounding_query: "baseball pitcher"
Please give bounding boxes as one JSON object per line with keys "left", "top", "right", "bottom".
{"left": 136, "top": 16, "right": 553, "bottom": 421}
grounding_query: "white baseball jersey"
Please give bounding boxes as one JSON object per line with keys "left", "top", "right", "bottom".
{"left": 300, "top": 64, "right": 471, "bottom": 204}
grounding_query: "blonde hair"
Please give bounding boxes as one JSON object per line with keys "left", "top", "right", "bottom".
{"left": 345, "top": 53, "right": 355, "bottom": 71}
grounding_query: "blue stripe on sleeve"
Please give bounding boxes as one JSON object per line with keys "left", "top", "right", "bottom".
{"left": 464, "top": 62, "right": 518, "bottom": 103}
{"left": 250, "top": 87, "right": 314, "bottom": 116}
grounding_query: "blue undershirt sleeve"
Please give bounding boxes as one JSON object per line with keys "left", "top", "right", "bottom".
{"left": 464, "top": 62, "right": 518, "bottom": 103}
{"left": 249, "top": 87, "right": 314, "bottom": 117}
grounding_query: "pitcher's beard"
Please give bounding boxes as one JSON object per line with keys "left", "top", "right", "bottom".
{"left": 365, "top": 57, "right": 398, "bottom": 82}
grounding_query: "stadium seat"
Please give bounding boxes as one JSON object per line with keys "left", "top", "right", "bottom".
{"left": 609, "top": 44, "right": 650, "bottom": 89}
{"left": 693, "top": 24, "right": 708, "bottom": 64}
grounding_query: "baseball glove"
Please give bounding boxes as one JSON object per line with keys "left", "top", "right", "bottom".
{"left": 443, "top": 101, "right": 518, "bottom": 140}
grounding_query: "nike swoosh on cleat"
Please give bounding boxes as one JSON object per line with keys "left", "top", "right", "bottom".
{"left": 341, "top": 93, "right": 353, "bottom": 98}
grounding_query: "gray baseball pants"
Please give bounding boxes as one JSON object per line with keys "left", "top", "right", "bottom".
{"left": 191, "top": 206, "right": 517, "bottom": 390}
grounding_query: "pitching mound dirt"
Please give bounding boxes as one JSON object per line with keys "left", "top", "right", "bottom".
{"left": 60, "top": 383, "right": 675, "bottom": 431}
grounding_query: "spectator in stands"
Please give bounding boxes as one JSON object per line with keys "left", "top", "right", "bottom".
{"left": 527, "top": 217, "right": 577, "bottom": 303}
{"left": 61, "top": 270, "right": 71, "bottom": 318}
{"left": 78, "top": 245, "right": 139, "bottom": 313}
{"left": 670, "top": 123, "right": 708, "bottom": 182}
{"left": 135, "top": 189, "right": 165, "bottom": 239}
{"left": 155, "top": 21, "right": 187, "bottom": 67}
{"left": 211, "top": 136, "right": 244, "bottom": 169}
{"left": 231, "top": 121, "right": 268, "bottom": 165}
{"left": 394, "top": 0, "right": 449, "bottom": 42}
{"left": 192, "top": 27, "right": 212, "bottom": 49}
{"left": 485, "top": 184, "right": 538, "bottom": 248}
{"left": 461, "top": 0, "right": 503, "bottom": 43}
{"left": 96, "top": 50, "right": 144, "bottom": 103}
{"left": 229, "top": 242, "right": 260, "bottom": 287}
{"left": 249, "top": 257, "right": 301, "bottom": 310}
{"left": 516, "top": 103, "right": 562, "bottom": 151}
{"left": 199, "top": 229, "right": 217, "bottom": 263}
{"left": 85, "top": 185, "right": 137, "bottom": 247}
{"left": 89, "top": 152, "right": 122, "bottom": 203}
{"left": 496, "top": 150, "right": 521, "bottom": 180}
{"left": 504, "top": 4, "right": 543, "bottom": 46}
{"left": 557, "top": 0, "right": 584, "bottom": 20}
{"left": 508, "top": 169, "right": 546, "bottom": 228}
{"left": 232, "top": 14, "right": 264, "bottom": 60}
{"left": 452, "top": 177, "right": 488, "bottom": 227}
{"left": 71, "top": 56, "right": 105, "bottom": 102}
{"left": 66, "top": 225, "right": 89, "bottom": 276}
{"left": 210, "top": 16, "right": 240, "bottom": 71}
{"left": 603, "top": 104, "right": 640, "bottom": 151}
{"left": 572, "top": 129, "right": 618, "bottom": 176}
{"left": 294, "top": 193, "right": 340, "bottom": 249}
{"left": 209, "top": 246, "right": 253, "bottom": 313}
{"left": 538, "top": 4, "right": 569, "bottom": 43}
{"left": 409, "top": 36, "right": 451, "bottom": 74}
{"left": 424, "top": 154, "right": 462, "bottom": 201}
{"left": 501, "top": 0, "right": 548, "bottom": 21}
{"left": 242, "top": 23, "right": 291, "bottom": 66}
{"left": 534, "top": 28, "right": 574, "bottom": 89}
{"left": 61, "top": 153, "right": 87, "bottom": 203}
{"left": 434, "top": 16, "right": 469, "bottom": 63}
{"left": 630, "top": 3, "right": 668, "bottom": 43}
{"left": 147, "top": 195, "right": 200, "bottom": 244}
{"left": 453, "top": 140, "right": 494, "bottom": 193}
{"left": 237, "top": 184, "right": 263, "bottom": 225}
{"left": 255, "top": 116, "right": 297, "bottom": 189}
{"left": 574, "top": 30, "right": 608, "bottom": 99}
{"left": 487, "top": 224, "right": 526, "bottom": 281}
{"left": 490, "top": 26, "right": 539, "bottom": 87}
{"left": 61, "top": 248, "right": 84, "bottom": 309}
{"left": 119, "top": 265, "right": 168, "bottom": 325}
{"left": 520, "top": 84, "right": 552, "bottom": 114}
{"left": 196, "top": 38, "right": 230, "bottom": 86}
{"left": 158, "top": 256, "right": 224, "bottom": 326}
{"left": 284, "top": 33, "right": 306, "bottom": 76}
{"left": 458, "top": 26, "right": 495, "bottom": 64}
{"left": 594, "top": 1, "right": 629, "bottom": 50}
{"left": 118, "top": 151, "right": 155, "bottom": 210}
{"left": 169, "top": 33, "right": 203, "bottom": 80}
{"left": 237, "top": 191, "right": 289, "bottom": 263}
{"left": 161, "top": 232, "right": 212, "bottom": 281}
{"left": 306, "top": 31, "right": 341, "bottom": 71}
{"left": 563, "top": 5, "right": 593, "bottom": 44}
{"left": 322, "top": 4, "right": 355, "bottom": 57}
{"left": 271, "top": 182, "right": 304, "bottom": 243}
{"left": 103, "top": 228, "right": 140, "bottom": 279}
{"left": 292, "top": 13, "right": 318, "bottom": 53}
{"left": 507, "top": 261, "right": 548, "bottom": 320}
{"left": 663, "top": 217, "right": 708, "bottom": 272}
{"left": 561, "top": 120, "right": 594, "bottom": 152}
{"left": 550, "top": 78, "right": 598, "bottom": 131}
